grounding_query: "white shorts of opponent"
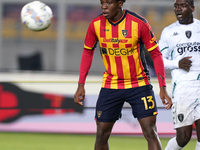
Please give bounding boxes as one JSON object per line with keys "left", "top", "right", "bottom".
{"left": 171, "top": 80, "right": 200, "bottom": 129}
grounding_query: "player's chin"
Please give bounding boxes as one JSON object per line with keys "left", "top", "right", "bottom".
{"left": 103, "top": 14, "right": 112, "bottom": 20}
{"left": 176, "top": 17, "right": 186, "bottom": 24}
{"left": 104, "top": 15, "right": 110, "bottom": 19}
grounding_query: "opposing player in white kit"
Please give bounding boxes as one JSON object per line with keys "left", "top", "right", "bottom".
{"left": 159, "top": 0, "right": 200, "bottom": 149}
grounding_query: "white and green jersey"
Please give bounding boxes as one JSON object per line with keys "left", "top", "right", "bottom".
{"left": 159, "top": 18, "right": 200, "bottom": 82}
{"left": 159, "top": 19, "right": 200, "bottom": 100}
{"left": 159, "top": 19, "right": 200, "bottom": 128}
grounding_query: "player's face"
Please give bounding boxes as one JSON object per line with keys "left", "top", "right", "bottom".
{"left": 100, "top": 0, "right": 123, "bottom": 21}
{"left": 174, "top": 0, "right": 194, "bottom": 24}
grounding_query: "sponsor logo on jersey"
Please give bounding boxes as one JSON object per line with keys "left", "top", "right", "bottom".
{"left": 176, "top": 42, "right": 200, "bottom": 55}
{"left": 101, "top": 47, "right": 135, "bottom": 56}
{"left": 185, "top": 30, "right": 192, "bottom": 39}
{"left": 103, "top": 38, "right": 128, "bottom": 44}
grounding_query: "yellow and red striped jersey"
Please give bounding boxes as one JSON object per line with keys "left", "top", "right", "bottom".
{"left": 84, "top": 10, "right": 158, "bottom": 89}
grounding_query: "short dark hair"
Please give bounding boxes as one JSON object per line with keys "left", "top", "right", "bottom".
{"left": 187, "top": 0, "right": 194, "bottom": 6}
{"left": 116, "top": 0, "right": 126, "bottom": 2}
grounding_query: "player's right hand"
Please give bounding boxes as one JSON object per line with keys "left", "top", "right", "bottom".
{"left": 74, "top": 84, "right": 85, "bottom": 106}
{"left": 179, "top": 56, "right": 192, "bottom": 70}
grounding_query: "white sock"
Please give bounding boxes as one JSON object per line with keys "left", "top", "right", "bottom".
{"left": 195, "top": 141, "right": 200, "bottom": 150}
{"left": 165, "top": 137, "right": 183, "bottom": 150}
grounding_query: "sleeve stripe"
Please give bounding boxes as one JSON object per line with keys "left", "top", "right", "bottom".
{"left": 84, "top": 45, "right": 93, "bottom": 50}
{"left": 147, "top": 44, "right": 158, "bottom": 52}
{"left": 160, "top": 46, "right": 169, "bottom": 52}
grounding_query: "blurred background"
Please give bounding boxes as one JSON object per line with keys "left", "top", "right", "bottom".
{"left": 0, "top": 0, "right": 199, "bottom": 136}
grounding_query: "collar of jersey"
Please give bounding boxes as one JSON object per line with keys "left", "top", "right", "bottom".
{"left": 108, "top": 9, "right": 126, "bottom": 26}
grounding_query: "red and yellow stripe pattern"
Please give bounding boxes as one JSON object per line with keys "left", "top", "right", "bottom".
{"left": 84, "top": 10, "right": 158, "bottom": 89}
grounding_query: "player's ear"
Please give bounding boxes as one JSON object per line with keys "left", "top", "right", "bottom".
{"left": 118, "top": 0, "right": 124, "bottom": 8}
{"left": 191, "top": 6, "right": 195, "bottom": 13}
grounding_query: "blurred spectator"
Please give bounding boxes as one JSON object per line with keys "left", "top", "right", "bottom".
{"left": 139, "top": 0, "right": 167, "bottom": 21}
{"left": 18, "top": 48, "right": 43, "bottom": 71}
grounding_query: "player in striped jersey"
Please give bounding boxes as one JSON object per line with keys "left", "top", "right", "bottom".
{"left": 74, "top": 0, "right": 172, "bottom": 149}
{"left": 159, "top": 0, "right": 200, "bottom": 150}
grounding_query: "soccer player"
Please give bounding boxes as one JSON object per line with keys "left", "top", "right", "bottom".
{"left": 159, "top": 0, "right": 200, "bottom": 149}
{"left": 74, "top": 0, "right": 172, "bottom": 150}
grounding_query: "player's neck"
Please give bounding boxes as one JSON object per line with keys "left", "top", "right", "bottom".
{"left": 109, "top": 9, "right": 125, "bottom": 23}
{"left": 179, "top": 16, "right": 194, "bottom": 25}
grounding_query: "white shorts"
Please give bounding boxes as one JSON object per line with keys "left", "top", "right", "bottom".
{"left": 171, "top": 80, "right": 200, "bottom": 129}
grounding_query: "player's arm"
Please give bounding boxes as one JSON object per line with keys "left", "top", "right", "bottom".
{"left": 140, "top": 20, "right": 172, "bottom": 109}
{"left": 161, "top": 45, "right": 192, "bottom": 70}
{"left": 140, "top": 20, "right": 166, "bottom": 87}
{"left": 74, "top": 48, "right": 94, "bottom": 105}
{"left": 159, "top": 29, "right": 192, "bottom": 70}
{"left": 149, "top": 47, "right": 166, "bottom": 87}
{"left": 150, "top": 47, "right": 172, "bottom": 109}
{"left": 159, "top": 28, "right": 179, "bottom": 70}
{"left": 74, "top": 20, "right": 97, "bottom": 106}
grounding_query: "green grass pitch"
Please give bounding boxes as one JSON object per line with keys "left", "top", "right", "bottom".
{"left": 0, "top": 132, "right": 196, "bottom": 150}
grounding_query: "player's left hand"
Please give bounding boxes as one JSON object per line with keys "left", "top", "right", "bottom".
{"left": 179, "top": 56, "right": 192, "bottom": 70}
{"left": 159, "top": 86, "right": 172, "bottom": 110}
{"left": 74, "top": 84, "right": 85, "bottom": 106}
